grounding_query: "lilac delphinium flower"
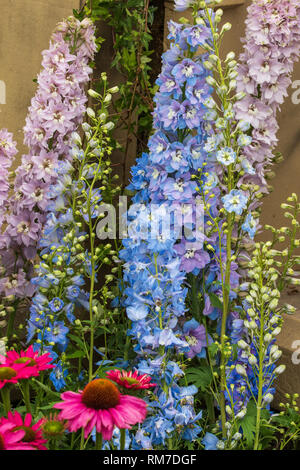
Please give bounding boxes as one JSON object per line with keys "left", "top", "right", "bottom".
{"left": 174, "top": 0, "right": 194, "bottom": 12}
{"left": 0, "top": 130, "right": 17, "bottom": 209}
{"left": 0, "top": 131, "right": 33, "bottom": 296}
{"left": 235, "top": 0, "right": 300, "bottom": 194}
{"left": 0, "top": 17, "right": 96, "bottom": 300}
{"left": 0, "top": 130, "right": 17, "bottom": 239}
{"left": 27, "top": 86, "right": 116, "bottom": 391}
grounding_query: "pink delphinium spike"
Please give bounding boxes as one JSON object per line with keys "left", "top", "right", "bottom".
{"left": 0, "top": 17, "right": 96, "bottom": 299}
{"left": 235, "top": 0, "right": 300, "bottom": 192}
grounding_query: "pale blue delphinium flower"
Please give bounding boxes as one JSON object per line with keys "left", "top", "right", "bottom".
{"left": 222, "top": 189, "right": 248, "bottom": 215}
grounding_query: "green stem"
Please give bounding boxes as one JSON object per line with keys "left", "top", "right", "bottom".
{"left": 96, "top": 431, "right": 103, "bottom": 450}
{"left": 0, "top": 386, "right": 11, "bottom": 414}
{"left": 120, "top": 429, "right": 125, "bottom": 450}
{"left": 6, "top": 300, "right": 19, "bottom": 341}
{"left": 22, "top": 380, "right": 32, "bottom": 414}
{"left": 80, "top": 428, "right": 85, "bottom": 450}
{"left": 254, "top": 254, "right": 265, "bottom": 450}
{"left": 220, "top": 218, "right": 233, "bottom": 437}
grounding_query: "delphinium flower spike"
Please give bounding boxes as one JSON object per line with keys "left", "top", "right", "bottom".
{"left": 0, "top": 17, "right": 97, "bottom": 309}
{"left": 121, "top": 2, "right": 218, "bottom": 448}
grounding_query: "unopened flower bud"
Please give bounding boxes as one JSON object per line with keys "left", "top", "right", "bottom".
{"left": 88, "top": 89, "right": 100, "bottom": 99}
{"left": 236, "top": 364, "right": 247, "bottom": 377}
{"left": 87, "top": 107, "right": 95, "bottom": 119}
{"left": 274, "top": 365, "right": 286, "bottom": 375}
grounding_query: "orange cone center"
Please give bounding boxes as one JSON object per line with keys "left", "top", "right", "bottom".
{"left": 81, "top": 379, "right": 120, "bottom": 410}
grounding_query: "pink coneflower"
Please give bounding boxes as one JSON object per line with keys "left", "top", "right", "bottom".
{"left": 0, "top": 421, "right": 35, "bottom": 450}
{"left": 1, "top": 345, "right": 54, "bottom": 375}
{"left": 0, "top": 363, "right": 38, "bottom": 389}
{"left": 106, "top": 369, "right": 157, "bottom": 390}
{"left": 0, "top": 411, "right": 47, "bottom": 450}
{"left": 53, "top": 378, "right": 147, "bottom": 440}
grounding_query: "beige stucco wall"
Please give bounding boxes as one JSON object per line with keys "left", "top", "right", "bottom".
{"left": 164, "top": 0, "right": 300, "bottom": 234}
{"left": 0, "top": 0, "right": 80, "bottom": 159}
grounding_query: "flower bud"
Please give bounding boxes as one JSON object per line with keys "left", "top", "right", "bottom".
{"left": 103, "top": 122, "right": 115, "bottom": 131}
{"left": 274, "top": 365, "right": 286, "bottom": 375}
{"left": 87, "top": 107, "right": 95, "bottom": 119}
{"left": 237, "top": 340, "right": 248, "bottom": 350}
{"left": 263, "top": 393, "right": 274, "bottom": 404}
{"left": 236, "top": 364, "right": 247, "bottom": 377}
{"left": 88, "top": 89, "right": 100, "bottom": 99}
{"left": 72, "top": 132, "right": 82, "bottom": 146}
{"left": 104, "top": 93, "right": 112, "bottom": 103}
{"left": 248, "top": 355, "right": 257, "bottom": 366}
{"left": 222, "top": 22, "right": 232, "bottom": 32}
{"left": 108, "top": 86, "right": 119, "bottom": 94}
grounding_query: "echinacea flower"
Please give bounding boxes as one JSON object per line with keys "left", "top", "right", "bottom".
{"left": 0, "top": 411, "right": 47, "bottom": 450}
{"left": 0, "top": 363, "right": 38, "bottom": 389}
{"left": 106, "top": 369, "right": 157, "bottom": 390}
{"left": 0, "top": 421, "right": 35, "bottom": 450}
{"left": 53, "top": 378, "right": 147, "bottom": 440}
{"left": 1, "top": 345, "right": 54, "bottom": 375}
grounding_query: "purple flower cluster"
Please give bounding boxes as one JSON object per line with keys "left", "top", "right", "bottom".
{"left": 0, "top": 130, "right": 19, "bottom": 294}
{"left": 0, "top": 17, "right": 96, "bottom": 299}
{"left": 235, "top": 0, "right": 300, "bottom": 193}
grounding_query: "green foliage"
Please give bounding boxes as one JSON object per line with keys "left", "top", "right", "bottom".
{"left": 84, "top": 0, "right": 156, "bottom": 187}
{"left": 186, "top": 366, "right": 213, "bottom": 392}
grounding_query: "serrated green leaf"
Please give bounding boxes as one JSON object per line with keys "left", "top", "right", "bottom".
{"left": 185, "top": 366, "right": 213, "bottom": 391}
{"left": 238, "top": 400, "right": 257, "bottom": 447}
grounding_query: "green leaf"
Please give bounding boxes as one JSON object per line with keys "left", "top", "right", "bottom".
{"left": 208, "top": 342, "right": 219, "bottom": 358}
{"left": 185, "top": 366, "right": 213, "bottom": 392}
{"left": 208, "top": 292, "right": 223, "bottom": 310}
{"left": 66, "top": 350, "right": 86, "bottom": 359}
{"left": 69, "top": 334, "right": 85, "bottom": 349}
{"left": 32, "top": 379, "right": 61, "bottom": 398}
{"left": 238, "top": 400, "right": 257, "bottom": 447}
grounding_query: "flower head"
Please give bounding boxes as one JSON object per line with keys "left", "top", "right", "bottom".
{"left": 53, "top": 379, "right": 147, "bottom": 440}
{"left": 216, "top": 147, "right": 237, "bottom": 166}
{"left": 242, "top": 213, "right": 258, "bottom": 239}
{"left": 0, "top": 363, "right": 38, "bottom": 389}
{"left": 2, "top": 345, "right": 54, "bottom": 375}
{"left": 0, "top": 411, "right": 47, "bottom": 450}
{"left": 182, "top": 318, "right": 208, "bottom": 359}
{"left": 41, "top": 413, "right": 68, "bottom": 439}
{"left": 106, "top": 369, "right": 157, "bottom": 390}
{"left": 222, "top": 189, "right": 248, "bottom": 215}
{"left": 174, "top": 0, "right": 194, "bottom": 12}
{"left": 0, "top": 421, "right": 35, "bottom": 450}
